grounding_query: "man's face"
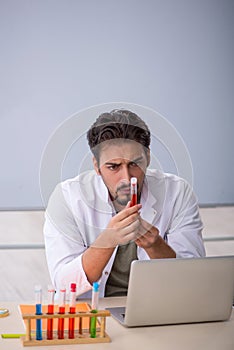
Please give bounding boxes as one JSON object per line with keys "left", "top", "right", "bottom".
{"left": 93, "top": 140, "right": 150, "bottom": 210}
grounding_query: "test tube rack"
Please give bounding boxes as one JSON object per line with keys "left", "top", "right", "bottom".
{"left": 20, "top": 309, "right": 111, "bottom": 346}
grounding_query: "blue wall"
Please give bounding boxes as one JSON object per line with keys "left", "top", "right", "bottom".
{"left": 0, "top": 0, "right": 233, "bottom": 208}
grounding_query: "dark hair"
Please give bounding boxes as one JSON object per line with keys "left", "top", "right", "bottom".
{"left": 87, "top": 109, "right": 151, "bottom": 160}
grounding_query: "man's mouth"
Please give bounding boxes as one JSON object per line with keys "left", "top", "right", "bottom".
{"left": 116, "top": 185, "right": 130, "bottom": 196}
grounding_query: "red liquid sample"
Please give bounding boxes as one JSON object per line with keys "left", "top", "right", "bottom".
{"left": 47, "top": 304, "right": 54, "bottom": 340}
{"left": 69, "top": 306, "right": 76, "bottom": 339}
{"left": 130, "top": 193, "right": 137, "bottom": 207}
{"left": 58, "top": 306, "right": 65, "bottom": 339}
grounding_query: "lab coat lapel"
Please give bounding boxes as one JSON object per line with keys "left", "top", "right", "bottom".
{"left": 140, "top": 182, "right": 158, "bottom": 223}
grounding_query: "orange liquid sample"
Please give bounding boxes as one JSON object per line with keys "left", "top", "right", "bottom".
{"left": 58, "top": 306, "right": 65, "bottom": 339}
{"left": 69, "top": 306, "right": 76, "bottom": 339}
{"left": 47, "top": 304, "right": 54, "bottom": 340}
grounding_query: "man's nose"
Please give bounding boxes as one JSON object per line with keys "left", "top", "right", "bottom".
{"left": 120, "top": 166, "right": 131, "bottom": 183}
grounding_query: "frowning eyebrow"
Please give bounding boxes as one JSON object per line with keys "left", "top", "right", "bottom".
{"left": 105, "top": 162, "right": 121, "bottom": 166}
{"left": 105, "top": 156, "right": 144, "bottom": 166}
{"left": 129, "top": 156, "right": 144, "bottom": 163}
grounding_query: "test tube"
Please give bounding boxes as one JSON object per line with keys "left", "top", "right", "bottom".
{"left": 35, "top": 285, "right": 43, "bottom": 341}
{"left": 90, "top": 282, "right": 99, "bottom": 338}
{"left": 68, "top": 283, "right": 76, "bottom": 339}
{"left": 58, "top": 285, "right": 66, "bottom": 339}
{"left": 47, "top": 285, "right": 55, "bottom": 340}
{"left": 130, "top": 177, "right": 137, "bottom": 207}
{"left": 91, "top": 282, "right": 99, "bottom": 310}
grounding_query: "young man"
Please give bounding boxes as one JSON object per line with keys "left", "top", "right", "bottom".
{"left": 44, "top": 109, "right": 205, "bottom": 298}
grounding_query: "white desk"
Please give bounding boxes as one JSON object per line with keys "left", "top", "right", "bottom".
{"left": 0, "top": 297, "right": 234, "bottom": 350}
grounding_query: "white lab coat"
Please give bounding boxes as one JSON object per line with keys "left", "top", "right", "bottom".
{"left": 43, "top": 169, "right": 205, "bottom": 298}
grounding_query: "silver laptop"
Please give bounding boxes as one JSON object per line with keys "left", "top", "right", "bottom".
{"left": 107, "top": 256, "right": 234, "bottom": 327}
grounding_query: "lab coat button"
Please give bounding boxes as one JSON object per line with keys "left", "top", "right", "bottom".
{"left": 104, "top": 271, "right": 109, "bottom": 275}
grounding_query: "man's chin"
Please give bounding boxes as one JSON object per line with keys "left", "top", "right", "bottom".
{"left": 115, "top": 195, "right": 130, "bottom": 206}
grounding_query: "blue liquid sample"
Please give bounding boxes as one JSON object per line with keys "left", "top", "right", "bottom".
{"left": 35, "top": 304, "right": 42, "bottom": 340}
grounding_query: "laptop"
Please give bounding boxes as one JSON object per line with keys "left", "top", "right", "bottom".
{"left": 107, "top": 256, "right": 234, "bottom": 327}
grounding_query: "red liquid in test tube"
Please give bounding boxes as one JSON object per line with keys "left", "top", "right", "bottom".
{"left": 47, "top": 285, "right": 55, "bottom": 340}
{"left": 69, "top": 283, "right": 76, "bottom": 339}
{"left": 130, "top": 177, "right": 137, "bottom": 207}
{"left": 58, "top": 286, "right": 66, "bottom": 339}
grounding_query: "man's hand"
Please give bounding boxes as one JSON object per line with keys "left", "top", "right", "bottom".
{"left": 135, "top": 217, "right": 176, "bottom": 259}
{"left": 135, "top": 218, "right": 160, "bottom": 249}
{"left": 83, "top": 202, "right": 142, "bottom": 284}
{"left": 92, "top": 202, "right": 142, "bottom": 248}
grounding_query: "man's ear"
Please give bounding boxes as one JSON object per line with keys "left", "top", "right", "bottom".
{"left": 93, "top": 157, "right": 101, "bottom": 175}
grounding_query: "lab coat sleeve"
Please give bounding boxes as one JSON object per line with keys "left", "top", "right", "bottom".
{"left": 166, "top": 180, "right": 206, "bottom": 258}
{"left": 43, "top": 184, "right": 93, "bottom": 296}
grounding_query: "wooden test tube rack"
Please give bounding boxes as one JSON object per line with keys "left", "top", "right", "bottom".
{"left": 21, "top": 310, "right": 111, "bottom": 346}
